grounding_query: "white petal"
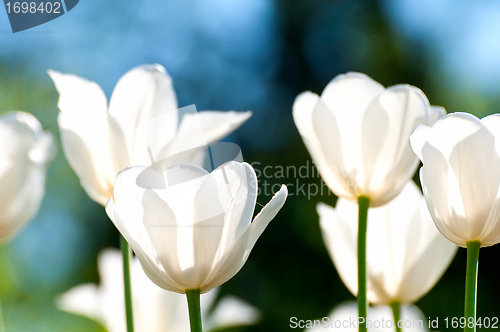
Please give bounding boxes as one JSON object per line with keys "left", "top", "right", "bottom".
{"left": 108, "top": 64, "right": 179, "bottom": 165}
{"left": 420, "top": 147, "right": 467, "bottom": 247}
{"left": 311, "top": 98, "right": 353, "bottom": 199}
{"left": 320, "top": 181, "right": 457, "bottom": 304}
{"left": 210, "top": 162, "right": 257, "bottom": 257}
{"left": 320, "top": 72, "right": 385, "bottom": 190}
{"left": 106, "top": 167, "right": 185, "bottom": 292}
{"left": 447, "top": 120, "right": 500, "bottom": 242}
{"left": 481, "top": 114, "right": 500, "bottom": 157}
{"left": 409, "top": 124, "right": 431, "bottom": 162}
{"left": 0, "top": 112, "right": 53, "bottom": 241}
{"left": 424, "top": 112, "right": 483, "bottom": 159}
{"left": 360, "top": 85, "right": 429, "bottom": 205}
{"left": 482, "top": 114, "right": 500, "bottom": 137}
{"left": 478, "top": 195, "right": 500, "bottom": 246}
{"left": 201, "top": 185, "right": 287, "bottom": 292}
{"left": 321, "top": 72, "right": 385, "bottom": 120}
{"left": 293, "top": 92, "right": 349, "bottom": 198}
{"left": 197, "top": 110, "right": 252, "bottom": 143}
{"left": 317, "top": 201, "right": 358, "bottom": 297}
{"left": 205, "top": 296, "right": 261, "bottom": 330}
{"left": 56, "top": 284, "right": 102, "bottom": 323}
{"left": 428, "top": 105, "right": 446, "bottom": 126}
{"left": 157, "top": 108, "right": 248, "bottom": 166}
{"left": 49, "top": 70, "right": 114, "bottom": 205}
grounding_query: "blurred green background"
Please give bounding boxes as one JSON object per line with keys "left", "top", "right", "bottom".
{"left": 1, "top": 0, "right": 500, "bottom": 331}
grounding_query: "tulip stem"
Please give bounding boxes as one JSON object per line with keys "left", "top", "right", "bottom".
{"left": 0, "top": 298, "right": 5, "bottom": 332}
{"left": 120, "top": 236, "right": 135, "bottom": 332}
{"left": 465, "top": 241, "right": 480, "bottom": 332}
{"left": 357, "top": 195, "right": 370, "bottom": 332}
{"left": 390, "top": 301, "right": 402, "bottom": 332}
{"left": 186, "top": 289, "right": 203, "bottom": 332}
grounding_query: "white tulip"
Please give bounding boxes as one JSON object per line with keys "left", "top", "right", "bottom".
{"left": 318, "top": 181, "right": 457, "bottom": 304}
{"left": 0, "top": 111, "right": 53, "bottom": 241}
{"left": 305, "top": 302, "right": 429, "bottom": 332}
{"left": 105, "top": 161, "right": 287, "bottom": 293}
{"left": 410, "top": 112, "right": 500, "bottom": 247}
{"left": 293, "top": 72, "right": 444, "bottom": 207}
{"left": 58, "top": 249, "right": 260, "bottom": 332}
{"left": 48, "top": 64, "right": 251, "bottom": 206}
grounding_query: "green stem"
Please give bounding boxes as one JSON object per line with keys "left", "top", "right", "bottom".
{"left": 120, "top": 235, "right": 134, "bottom": 332}
{"left": 186, "top": 289, "right": 203, "bottom": 332}
{"left": 465, "top": 241, "right": 480, "bottom": 332}
{"left": 0, "top": 298, "right": 5, "bottom": 332}
{"left": 390, "top": 301, "right": 402, "bottom": 332}
{"left": 358, "top": 195, "right": 370, "bottom": 332}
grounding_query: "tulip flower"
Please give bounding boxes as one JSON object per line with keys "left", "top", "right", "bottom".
{"left": 304, "top": 301, "right": 428, "bottom": 332}
{"left": 58, "top": 249, "right": 260, "bottom": 332}
{"left": 318, "top": 181, "right": 456, "bottom": 330}
{"left": 294, "top": 72, "right": 444, "bottom": 331}
{"left": 49, "top": 64, "right": 252, "bottom": 331}
{"left": 410, "top": 112, "right": 500, "bottom": 332}
{"left": 106, "top": 161, "right": 287, "bottom": 330}
{"left": 293, "top": 72, "right": 443, "bottom": 207}
{"left": 0, "top": 111, "right": 53, "bottom": 242}
{"left": 48, "top": 64, "right": 251, "bottom": 207}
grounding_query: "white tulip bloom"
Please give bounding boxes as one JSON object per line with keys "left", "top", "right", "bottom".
{"left": 58, "top": 249, "right": 260, "bottom": 332}
{"left": 293, "top": 72, "right": 444, "bottom": 207}
{"left": 49, "top": 64, "right": 251, "bottom": 206}
{"left": 318, "top": 181, "right": 457, "bottom": 304}
{"left": 105, "top": 161, "right": 287, "bottom": 293}
{"left": 0, "top": 111, "right": 53, "bottom": 241}
{"left": 305, "top": 302, "right": 428, "bottom": 332}
{"left": 410, "top": 112, "right": 500, "bottom": 247}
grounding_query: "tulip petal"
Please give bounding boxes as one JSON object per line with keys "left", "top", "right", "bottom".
{"left": 425, "top": 112, "right": 484, "bottom": 159}
{"left": 108, "top": 64, "right": 179, "bottom": 165}
{"left": 212, "top": 162, "right": 258, "bottom": 255}
{"left": 49, "top": 70, "right": 114, "bottom": 205}
{"left": 447, "top": 122, "right": 500, "bottom": 241}
{"left": 317, "top": 201, "right": 358, "bottom": 297}
{"left": 196, "top": 110, "right": 252, "bottom": 143}
{"left": 409, "top": 124, "right": 432, "bottom": 162}
{"left": 157, "top": 111, "right": 250, "bottom": 166}
{"left": 201, "top": 185, "right": 287, "bottom": 292}
{"left": 482, "top": 114, "right": 500, "bottom": 138}
{"left": 361, "top": 85, "right": 428, "bottom": 205}
{"left": 321, "top": 72, "right": 385, "bottom": 121}
{"left": 205, "top": 295, "right": 261, "bottom": 330}
{"left": 419, "top": 146, "right": 468, "bottom": 247}
{"left": 0, "top": 112, "right": 53, "bottom": 241}
{"left": 311, "top": 98, "right": 353, "bottom": 199}
{"left": 293, "top": 92, "right": 348, "bottom": 197}
{"left": 56, "top": 284, "right": 102, "bottom": 323}
{"left": 320, "top": 73, "right": 385, "bottom": 188}
{"left": 106, "top": 166, "right": 185, "bottom": 292}
{"left": 481, "top": 114, "right": 500, "bottom": 158}
{"left": 398, "top": 219, "right": 457, "bottom": 303}
{"left": 429, "top": 106, "right": 446, "bottom": 125}
{"left": 320, "top": 181, "right": 457, "bottom": 304}
{"left": 156, "top": 111, "right": 210, "bottom": 165}
{"left": 107, "top": 202, "right": 185, "bottom": 294}
{"left": 142, "top": 188, "right": 191, "bottom": 287}
{"left": 478, "top": 195, "right": 500, "bottom": 246}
